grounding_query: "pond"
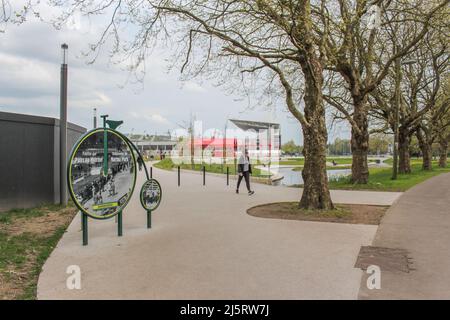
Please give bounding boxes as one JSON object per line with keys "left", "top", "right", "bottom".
{"left": 274, "top": 167, "right": 351, "bottom": 186}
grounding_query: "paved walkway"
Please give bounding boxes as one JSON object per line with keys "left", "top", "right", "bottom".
{"left": 38, "top": 165, "right": 401, "bottom": 299}
{"left": 358, "top": 172, "right": 450, "bottom": 299}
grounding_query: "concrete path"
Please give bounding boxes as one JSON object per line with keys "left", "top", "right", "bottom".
{"left": 358, "top": 172, "right": 450, "bottom": 299}
{"left": 38, "top": 165, "right": 401, "bottom": 299}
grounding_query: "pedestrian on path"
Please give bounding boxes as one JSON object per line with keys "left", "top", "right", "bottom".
{"left": 236, "top": 149, "right": 255, "bottom": 195}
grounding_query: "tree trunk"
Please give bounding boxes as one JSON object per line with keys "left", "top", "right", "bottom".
{"left": 299, "top": 59, "right": 333, "bottom": 210}
{"left": 416, "top": 129, "right": 432, "bottom": 171}
{"left": 422, "top": 145, "right": 432, "bottom": 170}
{"left": 301, "top": 124, "right": 333, "bottom": 210}
{"left": 438, "top": 138, "right": 448, "bottom": 168}
{"left": 398, "top": 128, "right": 411, "bottom": 174}
{"left": 351, "top": 102, "right": 369, "bottom": 184}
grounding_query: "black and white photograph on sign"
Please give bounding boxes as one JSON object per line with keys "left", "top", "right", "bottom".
{"left": 141, "top": 180, "right": 161, "bottom": 211}
{"left": 69, "top": 130, "right": 136, "bottom": 219}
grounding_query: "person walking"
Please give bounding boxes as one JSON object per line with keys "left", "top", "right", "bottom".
{"left": 236, "top": 149, "right": 254, "bottom": 195}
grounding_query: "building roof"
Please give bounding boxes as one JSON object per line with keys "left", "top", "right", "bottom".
{"left": 0, "top": 111, "right": 86, "bottom": 133}
{"left": 229, "top": 119, "right": 280, "bottom": 131}
{"left": 135, "top": 140, "right": 177, "bottom": 146}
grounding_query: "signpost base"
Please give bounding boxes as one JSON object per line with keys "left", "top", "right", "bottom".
{"left": 118, "top": 210, "right": 123, "bottom": 236}
{"left": 147, "top": 210, "right": 152, "bottom": 229}
{"left": 82, "top": 212, "right": 88, "bottom": 246}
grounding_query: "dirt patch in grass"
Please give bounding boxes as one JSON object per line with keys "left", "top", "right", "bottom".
{"left": 247, "top": 202, "right": 388, "bottom": 225}
{"left": 1, "top": 207, "right": 75, "bottom": 237}
{"left": 0, "top": 204, "right": 77, "bottom": 300}
{"left": 0, "top": 272, "right": 22, "bottom": 299}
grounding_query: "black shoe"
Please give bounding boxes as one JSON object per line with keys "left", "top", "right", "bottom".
{"left": 236, "top": 189, "right": 239, "bottom": 194}
{"left": 248, "top": 191, "right": 254, "bottom": 195}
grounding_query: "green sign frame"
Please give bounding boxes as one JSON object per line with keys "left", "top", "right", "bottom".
{"left": 140, "top": 179, "right": 162, "bottom": 211}
{"left": 67, "top": 127, "right": 137, "bottom": 220}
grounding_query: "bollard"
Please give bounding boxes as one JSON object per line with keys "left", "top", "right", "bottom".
{"left": 227, "top": 167, "right": 229, "bottom": 186}
{"left": 178, "top": 166, "right": 180, "bottom": 186}
{"left": 203, "top": 166, "right": 206, "bottom": 186}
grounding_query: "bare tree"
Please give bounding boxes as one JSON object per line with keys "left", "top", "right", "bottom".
{"left": 33, "top": 0, "right": 341, "bottom": 209}
{"left": 5, "top": 0, "right": 448, "bottom": 204}
{"left": 0, "top": 0, "right": 41, "bottom": 32}
{"left": 370, "top": 23, "right": 449, "bottom": 173}
{"left": 437, "top": 112, "right": 450, "bottom": 168}
{"left": 321, "top": 0, "right": 448, "bottom": 183}
{"left": 416, "top": 78, "right": 450, "bottom": 170}
{"left": 436, "top": 79, "right": 450, "bottom": 167}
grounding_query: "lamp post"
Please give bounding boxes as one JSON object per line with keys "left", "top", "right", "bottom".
{"left": 392, "top": 56, "right": 416, "bottom": 180}
{"left": 60, "top": 43, "right": 68, "bottom": 205}
{"left": 392, "top": 53, "right": 401, "bottom": 180}
{"left": 93, "top": 107, "right": 97, "bottom": 128}
{"left": 101, "top": 114, "right": 109, "bottom": 176}
{"left": 143, "top": 130, "right": 147, "bottom": 154}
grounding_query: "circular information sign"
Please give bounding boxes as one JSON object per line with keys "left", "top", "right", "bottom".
{"left": 68, "top": 128, "right": 137, "bottom": 219}
{"left": 140, "top": 179, "right": 162, "bottom": 211}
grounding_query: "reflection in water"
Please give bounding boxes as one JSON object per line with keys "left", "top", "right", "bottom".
{"left": 275, "top": 167, "right": 351, "bottom": 186}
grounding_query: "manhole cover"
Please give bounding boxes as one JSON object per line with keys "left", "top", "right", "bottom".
{"left": 355, "top": 246, "right": 413, "bottom": 273}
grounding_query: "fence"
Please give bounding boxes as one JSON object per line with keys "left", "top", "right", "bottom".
{"left": 0, "top": 111, "right": 86, "bottom": 212}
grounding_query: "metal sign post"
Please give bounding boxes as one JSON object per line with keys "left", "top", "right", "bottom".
{"left": 68, "top": 118, "right": 157, "bottom": 245}
{"left": 67, "top": 126, "right": 137, "bottom": 245}
{"left": 118, "top": 210, "right": 123, "bottom": 236}
{"left": 140, "top": 178, "right": 162, "bottom": 229}
{"left": 147, "top": 210, "right": 152, "bottom": 229}
{"left": 60, "top": 44, "right": 68, "bottom": 206}
{"left": 82, "top": 212, "right": 88, "bottom": 246}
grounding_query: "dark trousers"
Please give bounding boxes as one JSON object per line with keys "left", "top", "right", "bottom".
{"left": 237, "top": 171, "right": 251, "bottom": 192}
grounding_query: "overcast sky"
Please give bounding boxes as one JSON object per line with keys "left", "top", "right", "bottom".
{"left": 0, "top": 8, "right": 350, "bottom": 145}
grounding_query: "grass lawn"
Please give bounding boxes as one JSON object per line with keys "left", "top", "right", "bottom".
{"left": 0, "top": 203, "right": 77, "bottom": 299}
{"left": 279, "top": 159, "right": 305, "bottom": 166}
{"left": 292, "top": 165, "right": 353, "bottom": 171}
{"left": 382, "top": 157, "right": 438, "bottom": 166}
{"left": 153, "top": 158, "right": 265, "bottom": 177}
{"left": 280, "top": 157, "right": 373, "bottom": 166}
{"left": 328, "top": 161, "right": 450, "bottom": 192}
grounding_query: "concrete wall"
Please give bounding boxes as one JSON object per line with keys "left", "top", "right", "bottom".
{"left": 0, "top": 111, "right": 86, "bottom": 212}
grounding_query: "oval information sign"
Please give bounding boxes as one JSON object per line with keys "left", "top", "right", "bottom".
{"left": 68, "top": 128, "right": 137, "bottom": 219}
{"left": 140, "top": 179, "right": 162, "bottom": 211}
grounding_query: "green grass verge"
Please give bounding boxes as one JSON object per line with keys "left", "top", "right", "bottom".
{"left": 279, "top": 159, "right": 305, "bottom": 166}
{"left": 0, "top": 204, "right": 64, "bottom": 224}
{"left": 383, "top": 157, "right": 437, "bottom": 165}
{"left": 0, "top": 203, "right": 76, "bottom": 300}
{"left": 328, "top": 162, "right": 449, "bottom": 192}
{"left": 280, "top": 157, "right": 372, "bottom": 166}
{"left": 292, "top": 165, "right": 352, "bottom": 171}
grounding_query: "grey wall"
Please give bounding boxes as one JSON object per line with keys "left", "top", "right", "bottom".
{"left": 0, "top": 111, "right": 86, "bottom": 212}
